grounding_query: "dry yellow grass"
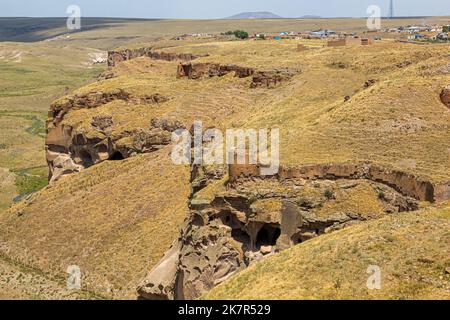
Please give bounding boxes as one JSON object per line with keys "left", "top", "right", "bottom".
{"left": 1, "top": 35, "right": 449, "bottom": 300}
{"left": 62, "top": 40, "right": 450, "bottom": 185}
{"left": 0, "top": 168, "right": 16, "bottom": 211}
{"left": 0, "top": 41, "right": 106, "bottom": 209}
{"left": 204, "top": 203, "right": 450, "bottom": 300}
{"left": 0, "top": 253, "right": 96, "bottom": 300}
{"left": 0, "top": 148, "right": 190, "bottom": 299}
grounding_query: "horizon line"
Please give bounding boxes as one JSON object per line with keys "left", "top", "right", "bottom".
{"left": 0, "top": 15, "right": 448, "bottom": 20}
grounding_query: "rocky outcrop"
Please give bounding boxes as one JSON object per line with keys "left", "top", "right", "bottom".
{"left": 250, "top": 69, "right": 298, "bottom": 88}
{"left": 177, "top": 62, "right": 298, "bottom": 88}
{"left": 177, "top": 62, "right": 255, "bottom": 79}
{"left": 46, "top": 118, "right": 183, "bottom": 183}
{"left": 440, "top": 85, "right": 450, "bottom": 109}
{"left": 46, "top": 89, "right": 172, "bottom": 182}
{"left": 48, "top": 90, "right": 168, "bottom": 128}
{"left": 107, "top": 47, "right": 208, "bottom": 67}
{"left": 229, "top": 163, "right": 448, "bottom": 203}
{"left": 48, "top": 90, "right": 131, "bottom": 127}
{"left": 434, "top": 182, "right": 450, "bottom": 202}
{"left": 137, "top": 162, "right": 421, "bottom": 300}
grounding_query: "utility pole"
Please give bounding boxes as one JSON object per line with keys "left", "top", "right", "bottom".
{"left": 388, "top": 0, "right": 395, "bottom": 19}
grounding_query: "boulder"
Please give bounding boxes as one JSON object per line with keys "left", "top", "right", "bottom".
{"left": 260, "top": 245, "right": 273, "bottom": 255}
{"left": 440, "top": 85, "right": 450, "bottom": 108}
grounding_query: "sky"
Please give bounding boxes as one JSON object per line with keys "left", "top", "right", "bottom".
{"left": 0, "top": 0, "right": 449, "bottom": 19}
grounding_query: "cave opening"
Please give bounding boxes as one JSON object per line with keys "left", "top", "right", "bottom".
{"left": 256, "top": 225, "right": 281, "bottom": 248}
{"left": 231, "top": 228, "right": 250, "bottom": 249}
{"left": 109, "top": 151, "right": 124, "bottom": 161}
{"left": 290, "top": 233, "right": 303, "bottom": 245}
{"left": 78, "top": 150, "right": 93, "bottom": 167}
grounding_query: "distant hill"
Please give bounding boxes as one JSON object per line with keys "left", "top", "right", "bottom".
{"left": 299, "top": 15, "right": 322, "bottom": 19}
{"left": 226, "top": 12, "right": 283, "bottom": 19}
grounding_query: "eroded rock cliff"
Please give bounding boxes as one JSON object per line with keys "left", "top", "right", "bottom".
{"left": 107, "top": 47, "right": 208, "bottom": 67}
{"left": 45, "top": 89, "right": 180, "bottom": 183}
{"left": 137, "top": 162, "right": 427, "bottom": 300}
{"left": 177, "top": 62, "right": 299, "bottom": 88}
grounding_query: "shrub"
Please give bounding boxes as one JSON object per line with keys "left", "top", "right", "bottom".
{"left": 324, "top": 189, "right": 334, "bottom": 200}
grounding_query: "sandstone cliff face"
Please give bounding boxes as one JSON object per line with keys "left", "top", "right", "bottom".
{"left": 230, "top": 163, "right": 447, "bottom": 202}
{"left": 177, "top": 62, "right": 299, "bottom": 88}
{"left": 48, "top": 90, "right": 168, "bottom": 128}
{"left": 441, "top": 85, "right": 450, "bottom": 109}
{"left": 107, "top": 47, "right": 208, "bottom": 67}
{"left": 137, "top": 163, "right": 422, "bottom": 300}
{"left": 45, "top": 89, "right": 179, "bottom": 183}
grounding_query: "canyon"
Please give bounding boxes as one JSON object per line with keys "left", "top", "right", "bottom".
{"left": 2, "top": 36, "right": 449, "bottom": 300}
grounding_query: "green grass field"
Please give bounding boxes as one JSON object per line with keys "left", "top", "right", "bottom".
{"left": 0, "top": 40, "right": 105, "bottom": 209}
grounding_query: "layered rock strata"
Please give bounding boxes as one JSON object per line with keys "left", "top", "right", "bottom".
{"left": 137, "top": 162, "right": 434, "bottom": 300}
{"left": 107, "top": 47, "right": 208, "bottom": 67}
{"left": 45, "top": 90, "right": 177, "bottom": 183}
{"left": 229, "top": 163, "right": 450, "bottom": 203}
{"left": 177, "top": 62, "right": 298, "bottom": 88}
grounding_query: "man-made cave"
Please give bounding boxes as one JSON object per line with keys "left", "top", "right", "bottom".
{"left": 109, "top": 151, "right": 125, "bottom": 161}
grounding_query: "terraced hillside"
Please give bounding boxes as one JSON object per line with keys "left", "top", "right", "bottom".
{"left": 1, "top": 36, "right": 449, "bottom": 299}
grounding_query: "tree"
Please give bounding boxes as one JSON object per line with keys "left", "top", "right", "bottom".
{"left": 443, "top": 25, "right": 450, "bottom": 33}
{"left": 233, "top": 30, "right": 249, "bottom": 39}
{"left": 224, "top": 30, "right": 249, "bottom": 39}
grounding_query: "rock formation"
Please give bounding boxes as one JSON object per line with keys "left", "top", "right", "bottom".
{"left": 440, "top": 85, "right": 450, "bottom": 109}
{"left": 250, "top": 69, "right": 298, "bottom": 88}
{"left": 45, "top": 89, "right": 179, "bottom": 183}
{"left": 107, "top": 47, "right": 208, "bottom": 67}
{"left": 48, "top": 90, "right": 168, "bottom": 128}
{"left": 137, "top": 161, "right": 429, "bottom": 300}
{"left": 230, "top": 162, "right": 449, "bottom": 202}
{"left": 177, "top": 62, "right": 298, "bottom": 88}
{"left": 177, "top": 62, "right": 255, "bottom": 79}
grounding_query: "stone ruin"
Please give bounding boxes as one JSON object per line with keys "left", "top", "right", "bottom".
{"left": 328, "top": 38, "right": 373, "bottom": 47}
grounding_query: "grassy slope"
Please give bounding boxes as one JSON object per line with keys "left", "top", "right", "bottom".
{"left": 0, "top": 149, "right": 191, "bottom": 299}
{"left": 0, "top": 18, "right": 449, "bottom": 299}
{"left": 0, "top": 41, "right": 105, "bottom": 208}
{"left": 204, "top": 204, "right": 450, "bottom": 300}
{"left": 0, "top": 253, "right": 98, "bottom": 300}
{"left": 136, "top": 39, "right": 450, "bottom": 182}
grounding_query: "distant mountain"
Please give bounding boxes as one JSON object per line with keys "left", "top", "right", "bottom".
{"left": 226, "top": 12, "right": 283, "bottom": 19}
{"left": 299, "top": 15, "right": 322, "bottom": 19}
